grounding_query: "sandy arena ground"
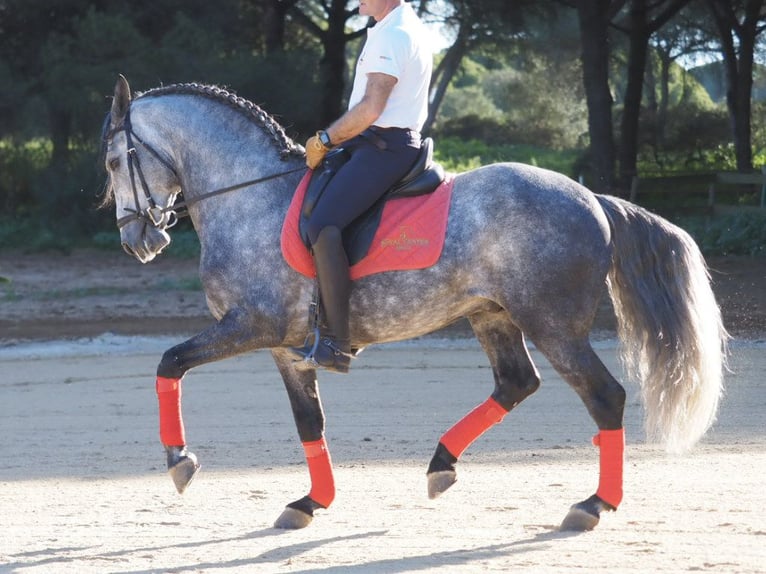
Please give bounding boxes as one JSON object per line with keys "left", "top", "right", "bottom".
{"left": 1, "top": 337, "right": 764, "bottom": 573}
{"left": 0, "top": 250, "right": 765, "bottom": 573}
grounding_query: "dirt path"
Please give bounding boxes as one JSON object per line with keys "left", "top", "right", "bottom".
{"left": 1, "top": 249, "right": 765, "bottom": 341}
{"left": 1, "top": 339, "right": 764, "bottom": 573}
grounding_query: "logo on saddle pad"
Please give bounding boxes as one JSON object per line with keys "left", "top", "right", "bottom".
{"left": 381, "top": 226, "right": 430, "bottom": 250}
{"left": 281, "top": 171, "right": 454, "bottom": 280}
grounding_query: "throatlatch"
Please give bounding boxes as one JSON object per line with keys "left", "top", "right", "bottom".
{"left": 593, "top": 428, "right": 625, "bottom": 509}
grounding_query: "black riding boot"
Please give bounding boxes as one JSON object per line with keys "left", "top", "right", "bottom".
{"left": 291, "top": 226, "right": 352, "bottom": 374}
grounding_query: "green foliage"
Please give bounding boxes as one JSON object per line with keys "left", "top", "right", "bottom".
{"left": 0, "top": 0, "right": 762, "bottom": 261}
{"left": 434, "top": 137, "right": 582, "bottom": 176}
{"left": 0, "top": 139, "right": 52, "bottom": 211}
{"left": 681, "top": 212, "right": 766, "bottom": 257}
{"left": 0, "top": 215, "right": 71, "bottom": 252}
{"left": 438, "top": 87, "right": 503, "bottom": 122}
{"left": 0, "top": 138, "right": 110, "bottom": 251}
{"left": 236, "top": 50, "right": 324, "bottom": 139}
{"left": 435, "top": 54, "right": 588, "bottom": 150}
{"left": 162, "top": 230, "right": 202, "bottom": 259}
{"left": 636, "top": 106, "right": 732, "bottom": 171}
{"left": 92, "top": 228, "right": 201, "bottom": 259}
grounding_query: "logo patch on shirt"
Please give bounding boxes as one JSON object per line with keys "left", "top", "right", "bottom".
{"left": 379, "top": 55, "right": 392, "bottom": 61}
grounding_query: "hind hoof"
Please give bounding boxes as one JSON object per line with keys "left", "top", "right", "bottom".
{"left": 560, "top": 506, "right": 599, "bottom": 531}
{"left": 166, "top": 446, "right": 200, "bottom": 494}
{"left": 560, "top": 494, "right": 611, "bottom": 531}
{"left": 427, "top": 470, "right": 457, "bottom": 499}
{"left": 274, "top": 507, "right": 313, "bottom": 529}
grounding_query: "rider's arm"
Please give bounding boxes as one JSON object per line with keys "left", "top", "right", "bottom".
{"left": 325, "top": 72, "right": 397, "bottom": 145}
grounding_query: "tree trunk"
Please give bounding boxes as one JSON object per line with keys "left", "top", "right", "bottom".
{"left": 577, "top": 0, "right": 615, "bottom": 193}
{"left": 658, "top": 51, "right": 671, "bottom": 149}
{"left": 320, "top": 0, "right": 354, "bottom": 125}
{"left": 49, "top": 106, "right": 70, "bottom": 169}
{"left": 263, "top": 0, "right": 296, "bottom": 54}
{"left": 423, "top": 30, "right": 468, "bottom": 134}
{"left": 618, "top": 0, "right": 650, "bottom": 191}
{"left": 733, "top": 45, "right": 755, "bottom": 171}
{"left": 708, "top": 0, "right": 763, "bottom": 172}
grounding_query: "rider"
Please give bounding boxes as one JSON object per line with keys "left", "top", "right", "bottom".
{"left": 290, "top": 0, "right": 433, "bottom": 373}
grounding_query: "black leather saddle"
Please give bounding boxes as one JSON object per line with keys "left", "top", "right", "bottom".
{"left": 299, "top": 137, "right": 446, "bottom": 266}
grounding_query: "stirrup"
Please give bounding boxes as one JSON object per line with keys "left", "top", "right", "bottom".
{"left": 307, "top": 337, "right": 353, "bottom": 374}
{"left": 290, "top": 329, "right": 353, "bottom": 374}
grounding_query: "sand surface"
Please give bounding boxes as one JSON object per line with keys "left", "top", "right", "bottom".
{"left": 1, "top": 337, "right": 764, "bottom": 573}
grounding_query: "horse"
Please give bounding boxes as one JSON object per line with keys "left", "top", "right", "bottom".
{"left": 101, "top": 75, "right": 727, "bottom": 531}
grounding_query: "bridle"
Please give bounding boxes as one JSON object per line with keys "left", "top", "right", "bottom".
{"left": 108, "top": 107, "right": 306, "bottom": 231}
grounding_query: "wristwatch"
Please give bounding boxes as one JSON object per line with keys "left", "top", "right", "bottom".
{"left": 317, "top": 129, "right": 332, "bottom": 148}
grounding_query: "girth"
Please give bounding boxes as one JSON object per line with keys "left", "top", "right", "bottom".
{"left": 299, "top": 137, "right": 445, "bottom": 266}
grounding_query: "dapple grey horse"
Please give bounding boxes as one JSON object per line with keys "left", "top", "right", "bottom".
{"left": 101, "top": 76, "right": 727, "bottom": 531}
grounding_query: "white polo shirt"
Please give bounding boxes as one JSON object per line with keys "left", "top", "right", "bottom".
{"left": 348, "top": 3, "right": 433, "bottom": 131}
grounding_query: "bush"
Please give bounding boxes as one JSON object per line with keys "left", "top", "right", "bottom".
{"left": 636, "top": 107, "right": 732, "bottom": 171}
{"left": 0, "top": 215, "right": 72, "bottom": 252}
{"left": 680, "top": 211, "right": 766, "bottom": 256}
{"left": 433, "top": 136, "right": 582, "bottom": 177}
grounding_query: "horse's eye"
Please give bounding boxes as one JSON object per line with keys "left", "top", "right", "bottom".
{"left": 109, "top": 157, "right": 120, "bottom": 171}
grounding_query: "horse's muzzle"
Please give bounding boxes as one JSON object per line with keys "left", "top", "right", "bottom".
{"left": 120, "top": 221, "right": 171, "bottom": 263}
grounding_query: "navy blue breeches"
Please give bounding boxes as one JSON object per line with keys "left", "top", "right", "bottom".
{"left": 305, "top": 127, "right": 421, "bottom": 245}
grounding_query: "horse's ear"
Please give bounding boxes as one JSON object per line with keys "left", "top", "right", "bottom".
{"left": 111, "top": 74, "right": 131, "bottom": 127}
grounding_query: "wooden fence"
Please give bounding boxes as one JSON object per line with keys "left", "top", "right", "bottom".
{"left": 629, "top": 168, "right": 766, "bottom": 216}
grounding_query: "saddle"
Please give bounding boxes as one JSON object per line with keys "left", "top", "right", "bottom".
{"left": 299, "top": 137, "right": 446, "bottom": 266}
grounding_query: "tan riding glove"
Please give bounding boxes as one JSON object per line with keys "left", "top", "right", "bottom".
{"left": 305, "top": 131, "right": 331, "bottom": 169}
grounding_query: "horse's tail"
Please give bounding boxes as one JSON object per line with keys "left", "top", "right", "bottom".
{"left": 595, "top": 194, "right": 728, "bottom": 453}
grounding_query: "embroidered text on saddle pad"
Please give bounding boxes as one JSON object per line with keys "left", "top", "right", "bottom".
{"left": 281, "top": 171, "right": 454, "bottom": 280}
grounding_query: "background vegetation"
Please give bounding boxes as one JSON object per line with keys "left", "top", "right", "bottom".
{"left": 0, "top": 0, "right": 765, "bottom": 256}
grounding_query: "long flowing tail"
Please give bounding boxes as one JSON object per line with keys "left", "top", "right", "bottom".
{"left": 596, "top": 195, "right": 728, "bottom": 453}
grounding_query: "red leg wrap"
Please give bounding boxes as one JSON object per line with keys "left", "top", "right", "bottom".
{"left": 439, "top": 397, "right": 508, "bottom": 459}
{"left": 156, "top": 376, "right": 186, "bottom": 446}
{"left": 304, "top": 438, "right": 335, "bottom": 508}
{"left": 593, "top": 428, "right": 625, "bottom": 508}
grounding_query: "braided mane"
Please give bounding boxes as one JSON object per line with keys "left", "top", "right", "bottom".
{"left": 136, "top": 83, "right": 305, "bottom": 160}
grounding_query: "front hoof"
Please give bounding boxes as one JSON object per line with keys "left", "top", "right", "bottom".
{"left": 166, "top": 446, "right": 200, "bottom": 494}
{"left": 560, "top": 494, "right": 612, "bottom": 531}
{"left": 427, "top": 470, "right": 457, "bottom": 499}
{"left": 274, "top": 507, "right": 313, "bottom": 529}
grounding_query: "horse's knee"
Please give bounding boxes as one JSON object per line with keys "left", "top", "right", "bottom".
{"left": 491, "top": 372, "right": 540, "bottom": 411}
{"left": 158, "top": 347, "right": 187, "bottom": 379}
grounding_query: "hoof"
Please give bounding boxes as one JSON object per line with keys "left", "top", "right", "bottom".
{"left": 166, "top": 446, "right": 200, "bottom": 494}
{"left": 560, "top": 494, "right": 612, "bottom": 531}
{"left": 274, "top": 506, "right": 313, "bottom": 529}
{"left": 427, "top": 470, "right": 457, "bottom": 499}
{"left": 560, "top": 506, "right": 600, "bottom": 531}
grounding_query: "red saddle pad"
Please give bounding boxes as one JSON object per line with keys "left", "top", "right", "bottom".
{"left": 280, "top": 171, "right": 454, "bottom": 280}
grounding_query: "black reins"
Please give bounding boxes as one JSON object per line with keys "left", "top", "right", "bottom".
{"left": 111, "top": 107, "right": 306, "bottom": 230}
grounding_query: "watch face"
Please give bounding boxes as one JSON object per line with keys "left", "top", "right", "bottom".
{"left": 319, "top": 131, "right": 331, "bottom": 147}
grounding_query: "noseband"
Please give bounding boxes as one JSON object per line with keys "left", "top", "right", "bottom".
{"left": 108, "top": 106, "right": 306, "bottom": 231}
